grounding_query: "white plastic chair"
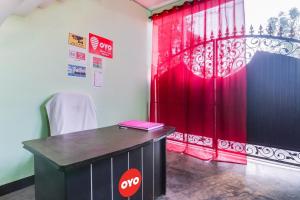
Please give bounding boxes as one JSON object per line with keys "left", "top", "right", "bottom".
{"left": 45, "top": 92, "right": 98, "bottom": 136}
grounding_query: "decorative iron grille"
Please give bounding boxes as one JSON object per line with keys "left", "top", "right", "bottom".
{"left": 183, "top": 24, "right": 300, "bottom": 78}
{"left": 168, "top": 132, "right": 300, "bottom": 167}
{"left": 168, "top": 24, "right": 300, "bottom": 167}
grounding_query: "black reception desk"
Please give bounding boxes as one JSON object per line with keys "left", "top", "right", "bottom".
{"left": 23, "top": 125, "right": 175, "bottom": 200}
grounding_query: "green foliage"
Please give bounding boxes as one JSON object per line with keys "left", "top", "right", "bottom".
{"left": 267, "top": 7, "right": 300, "bottom": 38}
{"left": 289, "top": 7, "right": 300, "bottom": 20}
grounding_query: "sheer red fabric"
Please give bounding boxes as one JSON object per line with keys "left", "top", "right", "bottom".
{"left": 150, "top": 0, "right": 247, "bottom": 164}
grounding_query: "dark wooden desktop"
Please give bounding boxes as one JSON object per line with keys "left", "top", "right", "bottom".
{"left": 23, "top": 125, "right": 175, "bottom": 200}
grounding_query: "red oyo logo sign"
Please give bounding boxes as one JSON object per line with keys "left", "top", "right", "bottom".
{"left": 118, "top": 168, "right": 142, "bottom": 198}
{"left": 89, "top": 33, "right": 113, "bottom": 59}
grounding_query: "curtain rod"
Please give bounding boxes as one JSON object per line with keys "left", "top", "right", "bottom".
{"left": 149, "top": 0, "right": 193, "bottom": 20}
{"left": 130, "top": 0, "right": 193, "bottom": 20}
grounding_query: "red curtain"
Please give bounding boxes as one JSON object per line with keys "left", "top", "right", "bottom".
{"left": 150, "top": 0, "right": 247, "bottom": 164}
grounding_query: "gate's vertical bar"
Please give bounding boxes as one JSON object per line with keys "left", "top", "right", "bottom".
{"left": 213, "top": 38, "right": 218, "bottom": 159}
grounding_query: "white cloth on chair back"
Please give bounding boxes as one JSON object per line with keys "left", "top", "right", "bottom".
{"left": 46, "top": 93, "right": 98, "bottom": 136}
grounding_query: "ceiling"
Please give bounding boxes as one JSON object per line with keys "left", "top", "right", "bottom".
{"left": 0, "top": 0, "right": 183, "bottom": 25}
{"left": 133, "top": 0, "right": 181, "bottom": 11}
{"left": 0, "top": 0, "right": 64, "bottom": 25}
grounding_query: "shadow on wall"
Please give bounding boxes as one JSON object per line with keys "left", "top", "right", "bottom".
{"left": 5, "top": 95, "right": 53, "bottom": 184}
{"left": 2, "top": 157, "right": 33, "bottom": 185}
{"left": 0, "top": 96, "right": 53, "bottom": 185}
{"left": 39, "top": 95, "right": 53, "bottom": 138}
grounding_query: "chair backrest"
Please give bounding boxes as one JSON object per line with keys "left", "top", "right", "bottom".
{"left": 45, "top": 92, "right": 98, "bottom": 136}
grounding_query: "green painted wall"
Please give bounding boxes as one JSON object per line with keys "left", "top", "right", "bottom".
{"left": 0, "top": 0, "right": 150, "bottom": 186}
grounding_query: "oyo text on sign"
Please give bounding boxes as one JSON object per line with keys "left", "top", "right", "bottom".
{"left": 118, "top": 168, "right": 142, "bottom": 198}
{"left": 89, "top": 33, "right": 113, "bottom": 59}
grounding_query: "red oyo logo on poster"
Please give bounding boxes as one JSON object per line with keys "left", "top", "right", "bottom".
{"left": 89, "top": 33, "right": 113, "bottom": 59}
{"left": 118, "top": 168, "right": 142, "bottom": 198}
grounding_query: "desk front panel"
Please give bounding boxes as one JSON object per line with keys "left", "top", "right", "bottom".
{"left": 34, "top": 139, "right": 166, "bottom": 200}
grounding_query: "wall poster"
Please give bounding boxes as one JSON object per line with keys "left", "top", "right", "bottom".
{"left": 67, "top": 65, "right": 86, "bottom": 77}
{"left": 90, "top": 56, "right": 103, "bottom": 70}
{"left": 93, "top": 70, "right": 103, "bottom": 87}
{"left": 89, "top": 33, "right": 113, "bottom": 59}
{"left": 68, "top": 46, "right": 87, "bottom": 66}
{"left": 68, "top": 33, "right": 87, "bottom": 49}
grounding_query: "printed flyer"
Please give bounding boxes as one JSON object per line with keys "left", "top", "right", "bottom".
{"left": 68, "top": 33, "right": 87, "bottom": 49}
{"left": 68, "top": 46, "right": 87, "bottom": 66}
{"left": 67, "top": 65, "right": 86, "bottom": 77}
{"left": 89, "top": 33, "right": 113, "bottom": 59}
{"left": 90, "top": 56, "right": 103, "bottom": 70}
{"left": 93, "top": 70, "right": 103, "bottom": 87}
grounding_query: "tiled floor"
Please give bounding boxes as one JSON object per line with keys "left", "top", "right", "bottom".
{"left": 1, "top": 152, "right": 300, "bottom": 200}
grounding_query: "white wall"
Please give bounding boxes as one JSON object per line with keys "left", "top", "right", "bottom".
{"left": 0, "top": 0, "right": 151, "bottom": 185}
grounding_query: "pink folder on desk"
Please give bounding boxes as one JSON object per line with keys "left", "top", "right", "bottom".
{"left": 118, "top": 120, "right": 164, "bottom": 131}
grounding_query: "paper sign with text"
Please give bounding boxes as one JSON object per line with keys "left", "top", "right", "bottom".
{"left": 68, "top": 33, "right": 86, "bottom": 49}
{"left": 91, "top": 56, "right": 103, "bottom": 69}
{"left": 68, "top": 46, "right": 87, "bottom": 66}
{"left": 93, "top": 70, "right": 103, "bottom": 87}
{"left": 67, "top": 65, "right": 86, "bottom": 77}
{"left": 89, "top": 33, "right": 113, "bottom": 59}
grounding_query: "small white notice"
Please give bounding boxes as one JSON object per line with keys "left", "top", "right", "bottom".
{"left": 94, "top": 70, "right": 103, "bottom": 87}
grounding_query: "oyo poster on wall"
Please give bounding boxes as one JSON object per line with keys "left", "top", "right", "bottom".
{"left": 89, "top": 33, "right": 113, "bottom": 59}
{"left": 90, "top": 56, "right": 103, "bottom": 70}
{"left": 68, "top": 33, "right": 86, "bottom": 49}
{"left": 68, "top": 46, "right": 87, "bottom": 66}
{"left": 67, "top": 65, "right": 86, "bottom": 77}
